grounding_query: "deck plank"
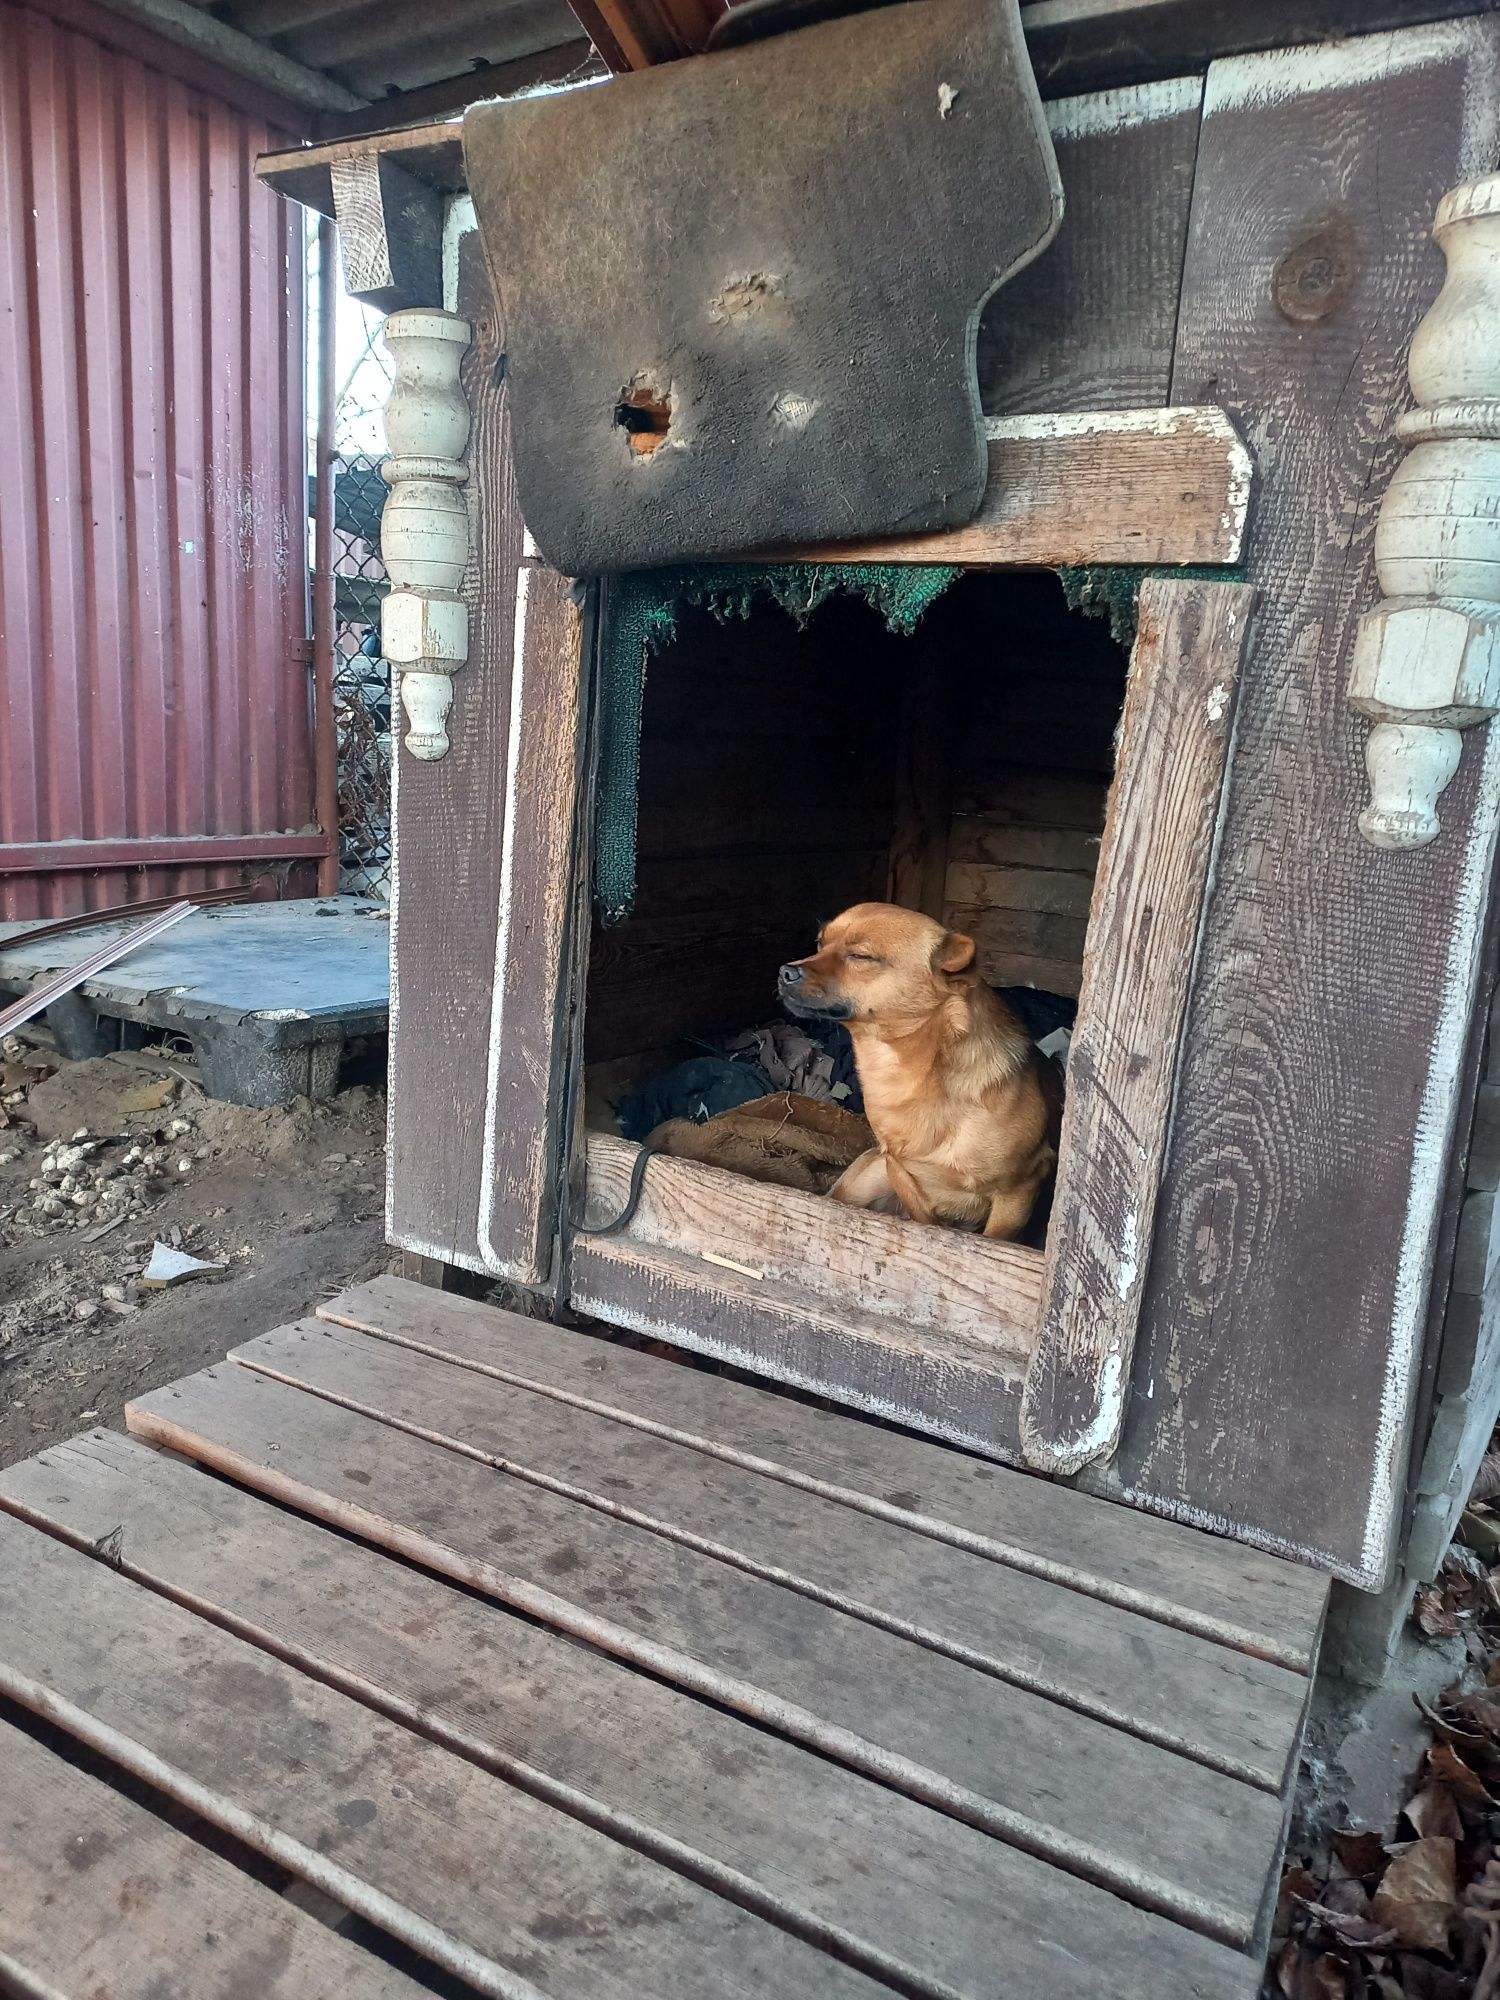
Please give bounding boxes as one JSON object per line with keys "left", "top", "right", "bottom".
{"left": 233, "top": 1317, "right": 1308, "bottom": 1791}
{"left": 0, "top": 1429, "right": 1260, "bottom": 2000}
{"left": 125, "top": 1361, "right": 1287, "bottom": 1946}
{"left": 0, "top": 1511, "right": 890, "bottom": 2000}
{"left": 317, "top": 1274, "right": 1329, "bottom": 1667}
{"left": 0, "top": 1714, "right": 429, "bottom": 2000}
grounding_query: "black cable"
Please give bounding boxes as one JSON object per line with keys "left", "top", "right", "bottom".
{"left": 572, "top": 1141, "right": 660, "bottom": 1237}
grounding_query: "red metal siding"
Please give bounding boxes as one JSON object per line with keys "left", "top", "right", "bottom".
{"left": 0, "top": 0, "right": 312, "bottom": 918}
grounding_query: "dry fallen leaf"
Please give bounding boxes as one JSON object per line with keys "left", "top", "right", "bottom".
{"left": 1371, "top": 1836, "right": 1457, "bottom": 1953}
{"left": 1406, "top": 1781, "right": 1465, "bottom": 1843}
{"left": 1419, "top": 1586, "right": 1465, "bottom": 1640}
{"left": 1334, "top": 1828, "right": 1390, "bottom": 1884}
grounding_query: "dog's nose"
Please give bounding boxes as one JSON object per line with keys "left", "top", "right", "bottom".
{"left": 779, "top": 963, "right": 805, "bottom": 986}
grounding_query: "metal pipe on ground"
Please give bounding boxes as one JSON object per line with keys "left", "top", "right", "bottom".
{"left": 312, "top": 216, "right": 342, "bottom": 900}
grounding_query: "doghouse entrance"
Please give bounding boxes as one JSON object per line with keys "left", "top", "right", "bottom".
{"left": 580, "top": 568, "right": 1129, "bottom": 1260}
{"left": 585, "top": 570, "right": 1128, "bottom": 1166}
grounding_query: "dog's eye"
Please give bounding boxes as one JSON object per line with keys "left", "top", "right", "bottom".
{"left": 845, "top": 951, "right": 880, "bottom": 965}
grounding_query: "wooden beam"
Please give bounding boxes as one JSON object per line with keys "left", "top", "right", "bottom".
{"left": 1020, "top": 0, "right": 1500, "bottom": 95}
{"left": 774, "top": 408, "right": 1254, "bottom": 570}
{"left": 478, "top": 565, "right": 590, "bottom": 1286}
{"left": 258, "top": 122, "right": 467, "bottom": 219}
{"left": 313, "top": 41, "right": 601, "bottom": 138}
{"left": 580, "top": 1133, "right": 1043, "bottom": 1357}
{"left": 565, "top": 0, "right": 725, "bottom": 71}
{"left": 329, "top": 151, "right": 444, "bottom": 310}
{"left": 1021, "top": 577, "right": 1254, "bottom": 1476}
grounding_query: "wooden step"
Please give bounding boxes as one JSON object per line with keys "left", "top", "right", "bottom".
{"left": 0, "top": 1276, "right": 1328, "bottom": 1999}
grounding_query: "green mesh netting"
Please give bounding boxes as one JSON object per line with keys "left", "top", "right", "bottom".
{"left": 595, "top": 562, "right": 959, "bottom": 922}
{"left": 1057, "top": 563, "right": 1246, "bottom": 648}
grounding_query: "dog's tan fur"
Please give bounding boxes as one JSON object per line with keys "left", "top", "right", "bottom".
{"left": 779, "top": 903, "right": 1061, "bottom": 1240}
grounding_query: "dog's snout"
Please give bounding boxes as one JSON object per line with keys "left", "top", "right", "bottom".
{"left": 779, "top": 962, "right": 805, "bottom": 987}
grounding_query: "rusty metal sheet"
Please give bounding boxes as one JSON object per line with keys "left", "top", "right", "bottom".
{"left": 0, "top": 0, "right": 313, "bottom": 918}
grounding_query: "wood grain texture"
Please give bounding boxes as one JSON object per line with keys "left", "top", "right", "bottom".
{"left": 0, "top": 1506, "right": 888, "bottom": 2000}
{"left": 1024, "top": 579, "right": 1253, "bottom": 1475}
{"left": 776, "top": 408, "right": 1253, "bottom": 567}
{"left": 1020, "top": 0, "right": 1498, "bottom": 96}
{"left": 0, "top": 1430, "right": 1263, "bottom": 2000}
{"left": 122, "top": 1363, "right": 1292, "bottom": 1946}
{"left": 479, "top": 564, "right": 588, "bottom": 1285}
{"left": 887, "top": 646, "right": 953, "bottom": 918}
{"left": 256, "top": 123, "right": 466, "bottom": 218}
{"left": 1118, "top": 22, "right": 1500, "bottom": 1585}
{"left": 0, "top": 1712, "right": 428, "bottom": 2000}
{"left": 979, "top": 77, "right": 1206, "bottom": 415}
{"left": 229, "top": 1317, "right": 1310, "bottom": 1790}
{"left": 318, "top": 1272, "right": 1330, "bottom": 1668}
{"left": 387, "top": 231, "right": 520, "bottom": 1271}
{"left": 582, "top": 1132, "right": 1043, "bottom": 1353}
{"left": 328, "top": 151, "right": 443, "bottom": 311}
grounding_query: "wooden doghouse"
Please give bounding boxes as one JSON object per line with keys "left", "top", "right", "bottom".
{"left": 261, "top": 9, "right": 1500, "bottom": 1647}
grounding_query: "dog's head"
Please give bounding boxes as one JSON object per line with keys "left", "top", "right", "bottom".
{"left": 778, "top": 904, "right": 977, "bottom": 1026}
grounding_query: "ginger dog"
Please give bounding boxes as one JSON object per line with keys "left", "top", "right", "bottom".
{"left": 778, "top": 903, "right": 1061, "bottom": 1240}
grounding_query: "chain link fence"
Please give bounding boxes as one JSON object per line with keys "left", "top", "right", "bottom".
{"left": 310, "top": 234, "right": 398, "bottom": 900}
{"left": 329, "top": 451, "right": 392, "bottom": 898}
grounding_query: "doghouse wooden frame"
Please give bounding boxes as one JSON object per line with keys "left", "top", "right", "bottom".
{"left": 260, "top": 18, "right": 1500, "bottom": 1610}
{"left": 568, "top": 568, "right": 1255, "bottom": 1469}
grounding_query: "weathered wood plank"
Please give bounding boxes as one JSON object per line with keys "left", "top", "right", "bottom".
{"left": 0, "top": 1713, "right": 428, "bottom": 2000}
{"left": 1023, "top": 578, "right": 1253, "bottom": 1474}
{"left": 1020, "top": 0, "right": 1497, "bottom": 96}
{"left": 230, "top": 1318, "right": 1309, "bottom": 1789}
{"left": 0, "top": 1508, "right": 888, "bottom": 2000}
{"left": 979, "top": 78, "right": 1206, "bottom": 415}
{"left": 387, "top": 232, "right": 519, "bottom": 1271}
{"left": 257, "top": 123, "right": 466, "bottom": 217}
{"left": 321, "top": 1272, "right": 1330, "bottom": 1667}
{"left": 582, "top": 1131, "right": 1043, "bottom": 1352}
{"left": 0, "top": 1429, "right": 1262, "bottom": 2000}
{"left": 479, "top": 564, "right": 589, "bottom": 1287}
{"left": 886, "top": 648, "right": 953, "bottom": 919}
{"left": 1118, "top": 21, "right": 1500, "bottom": 1586}
{"left": 946, "top": 860, "right": 1096, "bottom": 916}
{"left": 948, "top": 819, "right": 1102, "bottom": 873}
{"left": 776, "top": 408, "right": 1253, "bottom": 568}
{"left": 568, "top": 1234, "right": 1031, "bottom": 1456}
{"left": 328, "top": 151, "right": 443, "bottom": 311}
{"left": 123, "top": 1362, "right": 1292, "bottom": 1945}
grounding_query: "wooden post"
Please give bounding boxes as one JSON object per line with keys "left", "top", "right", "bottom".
{"left": 1021, "top": 577, "right": 1255, "bottom": 1477}
{"left": 379, "top": 311, "right": 473, "bottom": 763}
{"left": 1348, "top": 172, "right": 1500, "bottom": 850}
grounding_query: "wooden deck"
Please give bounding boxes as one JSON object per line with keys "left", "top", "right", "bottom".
{"left": 0, "top": 1274, "right": 1328, "bottom": 1999}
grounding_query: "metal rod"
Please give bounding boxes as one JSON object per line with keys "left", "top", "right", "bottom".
{"left": 312, "top": 214, "right": 341, "bottom": 898}
{"left": 0, "top": 834, "right": 330, "bottom": 873}
{"left": 0, "top": 886, "right": 252, "bottom": 955}
{"left": 0, "top": 902, "right": 197, "bottom": 1040}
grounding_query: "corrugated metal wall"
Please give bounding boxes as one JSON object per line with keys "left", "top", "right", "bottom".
{"left": 0, "top": 0, "right": 316, "bottom": 918}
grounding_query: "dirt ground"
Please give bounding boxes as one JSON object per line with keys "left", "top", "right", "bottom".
{"left": 0, "top": 1038, "right": 395, "bottom": 1470}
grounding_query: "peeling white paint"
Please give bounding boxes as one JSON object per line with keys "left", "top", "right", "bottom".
{"left": 1207, "top": 20, "right": 1481, "bottom": 114}
{"left": 1205, "top": 682, "right": 1229, "bottom": 725}
{"left": 1364, "top": 718, "right": 1500, "bottom": 1581}
{"left": 938, "top": 81, "right": 957, "bottom": 119}
{"left": 1055, "top": 1352, "right": 1126, "bottom": 1468}
{"left": 442, "top": 195, "right": 476, "bottom": 314}
{"left": 1044, "top": 75, "right": 1201, "bottom": 141}
{"left": 1116, "top": 1214, "right": 1140, "bottom": 1301}
{"left": 478, "top": 562, "right": 537, "bottom": 1280}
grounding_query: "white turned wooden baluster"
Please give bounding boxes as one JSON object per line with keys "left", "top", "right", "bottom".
{"left": 379, "top": 310, "right": 472, "bottom": 761}
{"left": 1349, "top": 174, "right": 1500, "bottom": 850}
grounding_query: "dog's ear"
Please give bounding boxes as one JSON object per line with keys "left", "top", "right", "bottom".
{"left": 933, "top": 930, "right": 976, "bottom": 975}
